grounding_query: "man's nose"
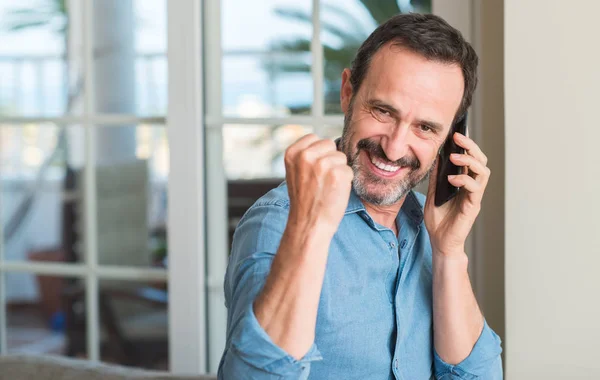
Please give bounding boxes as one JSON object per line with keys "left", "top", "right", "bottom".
{"left": 381, "top": 124, "right": 410, "bottom": 162}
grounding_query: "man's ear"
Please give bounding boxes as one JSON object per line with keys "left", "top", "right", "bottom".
{"left": 340, "top": 68, "right": 353, "bottom": 113}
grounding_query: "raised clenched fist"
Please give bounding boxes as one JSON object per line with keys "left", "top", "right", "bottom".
{"left": 284, "top": 134, "right": 354, "bottom": 236}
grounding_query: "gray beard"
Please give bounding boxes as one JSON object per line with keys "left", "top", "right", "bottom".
{"left": 353, "top": 167, "right": 415, "bottom": 206}
{"left": 351, "top": 157, "right": 433, "bottom": 206}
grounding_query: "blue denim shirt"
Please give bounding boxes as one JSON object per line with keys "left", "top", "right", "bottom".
{"left": 218, "top": 183, "right": 503, "bottom": 379}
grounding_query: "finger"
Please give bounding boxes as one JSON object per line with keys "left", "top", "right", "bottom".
{"left": 287, "top": 133, "right": 321, "bottom": 157}
{"left": 324, "top": 163, "right": 354, "bottom": 189}
{"left": 453, "top": 132, "right": 488, "bottom": 166}
{"left": 303, "top": 139, "right": 338, "bottom": 160}
{"left": 316, "top": 151, "right": 349, "bottom": 172}
{"left": 333, "top": 164, "right": 355, "bottom": 182}
{"left": 449, "top": 153, "right": 490, "bottom": 182}
{"left": 294, "top": 139, "right": 338, "bottom": 167}
{"left": 448, "top": 174, "right": 483, "bottom": 202}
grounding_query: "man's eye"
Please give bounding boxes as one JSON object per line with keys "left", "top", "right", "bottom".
{"left": 375, "top": 107, "right": 390, "bottom": 116}
{"left": 419, "top": 124, "right": 432, "bottom": 132}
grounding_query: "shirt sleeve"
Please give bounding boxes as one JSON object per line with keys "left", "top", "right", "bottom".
{"left": 433, "top": 319, "right": 503, "bottom": 379}
{"left": 218, "top": 202, "right": 323, "bottom": 380}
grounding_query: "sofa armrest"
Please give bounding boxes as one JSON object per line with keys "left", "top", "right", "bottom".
{"left": 0, "top": 354, "right": 216, "bottom": 380}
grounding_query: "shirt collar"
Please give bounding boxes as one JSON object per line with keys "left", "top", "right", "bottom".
{"left": 344, "top": 186, "right": 367, "bottom": 215}
{"left": 401, "top": 190, "right": 425, "bottom": 226}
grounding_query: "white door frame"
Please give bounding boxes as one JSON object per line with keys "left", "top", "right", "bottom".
{"left": 166, "top": 0, "right": 208, "bottom": 374}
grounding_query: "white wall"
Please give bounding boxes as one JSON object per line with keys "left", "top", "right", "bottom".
{"left": 505, "top": 1, "right": 600, "bottom": 378}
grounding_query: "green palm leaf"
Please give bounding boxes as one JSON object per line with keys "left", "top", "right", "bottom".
{"left": 2, "top": 0, "right": 68, "bottom": 34}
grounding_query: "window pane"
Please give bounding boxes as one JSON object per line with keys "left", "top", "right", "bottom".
{"left": 5, "top": 273, "right": 79, "bottom": 357}
{"left": 93, "top": 0, "right": 167, "bottom": 116}
{"left": 223, "top": 0, "right": 312, "bottom": 51}
{"left": 221, "top": 124, "right": 312, "bottom": 179}
{"left": 0, "top": 0, "right": 82, "bottom": 116}
{"left": 94, "top": 125, "right": 169, "bottom": 267}
{"left": 222, "top": 0, "right": 312, "bottom": 117}
{"left": 1, "top": 124, "right": 84, "bottom": 264}
{"left": 223, "top": 54, "right": 312, "bottom": 117}
{"left": 321, "top": 0, "right": 432, "bottom": 114}
{"left": 99, "top": 279, "right": 168, "bottom": 370}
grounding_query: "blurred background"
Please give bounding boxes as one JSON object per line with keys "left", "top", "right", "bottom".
{"left": 0, "top": 0, "right": 433, "bottom": 372}
{"left": 0, "top": 0, "right": 170, "bottom": 369}
{"left": 0, "top": 0, "right": 599, "bottom": 379}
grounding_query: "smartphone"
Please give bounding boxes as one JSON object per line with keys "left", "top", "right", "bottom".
{"left": 434, "top": 112, "right": 468, "bottom": 207}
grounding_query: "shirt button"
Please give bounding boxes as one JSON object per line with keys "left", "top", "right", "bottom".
{"left": 389, "top": 242, "right": 396, "bottom": 249}
{"left": 394, "top": 359, "right": 399, "bottom": 369}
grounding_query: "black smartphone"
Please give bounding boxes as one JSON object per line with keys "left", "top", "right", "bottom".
{"left": 434, "top": 113, "right": 468, "bottom": 207}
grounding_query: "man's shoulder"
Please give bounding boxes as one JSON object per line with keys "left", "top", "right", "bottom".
{"left": 234, "top": 181, "right": 291, "bottom": 231}
{"left": 249, "top": 181, "right": 291, "bottom": 210}
{"left": 229, "top": 181, "right": 290, "bottom": 264}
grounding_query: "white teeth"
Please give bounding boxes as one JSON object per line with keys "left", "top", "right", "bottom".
{"left": 370, "top": 155, "right": 401, "bottom": 173}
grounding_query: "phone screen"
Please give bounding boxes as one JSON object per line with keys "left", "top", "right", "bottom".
{"left": 434, "top": 113, "right": 468, "bottom": 207}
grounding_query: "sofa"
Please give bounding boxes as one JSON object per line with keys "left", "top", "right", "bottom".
{"left": 0, "top": 355, "right": 217, "bottom": 380}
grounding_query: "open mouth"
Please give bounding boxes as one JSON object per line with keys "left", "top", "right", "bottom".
{"left": 363, "top": 151, "right": 406, "bottom": 178}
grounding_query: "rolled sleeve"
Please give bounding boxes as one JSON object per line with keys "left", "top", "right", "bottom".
{"left": 219, "top": 256, "right": 323, "bottom": 379}
{"left": 433, "top": 319, "right": 503, "bottom": 379}
{"left": 218, "top": 200, "right": 323, "bottom": 379}
{"left": 224, "top": 301, "right": 322, "bottom": 379}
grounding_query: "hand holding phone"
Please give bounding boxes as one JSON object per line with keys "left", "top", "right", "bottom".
{"left": 434, "top": 113, "right": 468, "bottom": 207}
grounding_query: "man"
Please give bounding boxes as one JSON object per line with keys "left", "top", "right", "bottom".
{"left": 218, "top": 13, "right": 502, "bottom": 380}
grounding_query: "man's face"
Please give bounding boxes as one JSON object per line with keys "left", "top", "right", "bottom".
{"left": 339, "top": 44, "right": 465, "bottom": 206}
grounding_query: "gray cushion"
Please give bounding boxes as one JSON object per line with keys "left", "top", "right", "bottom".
{"left": 0, "top": 355, "right": 217, "bottom": 380}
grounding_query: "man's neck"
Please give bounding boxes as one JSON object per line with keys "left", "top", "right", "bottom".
{"left": 362, "top": 196, "right": 406, "bottom": 236}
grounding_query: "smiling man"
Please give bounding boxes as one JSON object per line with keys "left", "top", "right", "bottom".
{"left": 218, "top": 13, "right": 502, "bottom": 380}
